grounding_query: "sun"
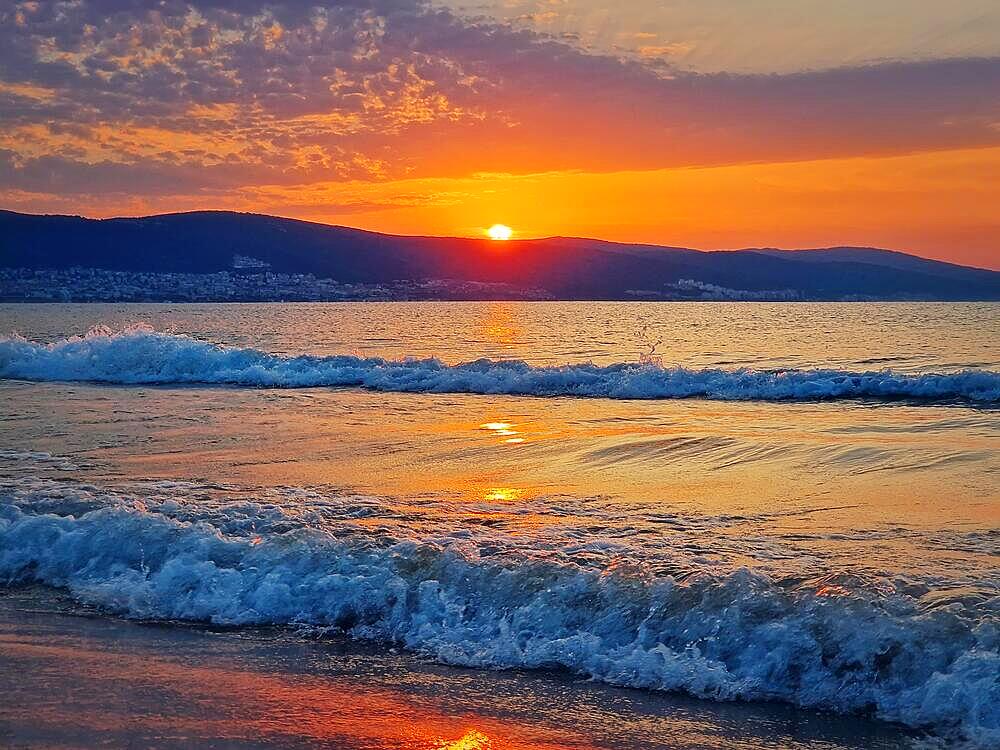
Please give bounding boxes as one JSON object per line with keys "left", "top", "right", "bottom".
{"left": 486, "top": 224, "right": 513, "bottom": 241}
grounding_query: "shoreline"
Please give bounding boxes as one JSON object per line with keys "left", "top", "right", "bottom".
{"left": 0, "top": 586, "right": 916, "bottom": 750}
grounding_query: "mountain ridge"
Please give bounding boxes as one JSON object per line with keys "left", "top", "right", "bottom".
{"left": 1, "top": 210, "right": 997, "bottom": 301}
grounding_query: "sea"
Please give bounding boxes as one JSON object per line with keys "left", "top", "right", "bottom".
{"left": 0, "top": 301, "right": 997, "bottom": 749}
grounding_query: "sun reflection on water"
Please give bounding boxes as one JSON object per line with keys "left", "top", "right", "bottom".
{"left": 480, "top": 421, "right": 527, "bottom": 445}
{"left": 482, "top": 487, "right": 522, "bottom": 502}
{"left": 481, "top": 422, "right": 512, "bottom": 431}
{"left": 478, "top": 303, "right": 521, "bottom": 349}
{"left": 437, "top": 729, "right": 494, "bottom": 749}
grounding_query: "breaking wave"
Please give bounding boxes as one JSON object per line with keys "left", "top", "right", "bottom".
{"left": 1, "top": 326, "right": 998, "bottom": 403}
{"left": 0, "top": 480, "right": 997, "bottom": 748}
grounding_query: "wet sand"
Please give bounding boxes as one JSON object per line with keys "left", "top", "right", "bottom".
{"left": 0, "top": 587, "right": 915, "bottom": 750}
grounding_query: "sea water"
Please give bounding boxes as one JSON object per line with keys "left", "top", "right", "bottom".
{"left": 1, "top": 302, "right": 997, "bottom": 747}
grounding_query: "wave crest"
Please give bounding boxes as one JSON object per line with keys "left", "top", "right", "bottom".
{"left": 1, "top": 483, "right": 998, "bottom": 747}
{"left": 2, "top": 327, "right": 998, "bottom": 403}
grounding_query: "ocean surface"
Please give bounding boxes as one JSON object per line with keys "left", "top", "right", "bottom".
{"left": 1, "top": 302, "right": 998, "bottom": 748}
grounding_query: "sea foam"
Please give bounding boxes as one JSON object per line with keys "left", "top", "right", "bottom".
{"left": 1, "top": 326, "right": 998, "bottom": 403}
{"left": 1, "top": 481, "right": 997, "bottom": 747}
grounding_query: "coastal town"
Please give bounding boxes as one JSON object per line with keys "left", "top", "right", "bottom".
{"left": 0, "top": 266, "right": 556, "bottom": 302}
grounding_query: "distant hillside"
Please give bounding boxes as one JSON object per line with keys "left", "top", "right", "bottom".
{"left": 1, "top": 210, "right": 998, "bottom": 301}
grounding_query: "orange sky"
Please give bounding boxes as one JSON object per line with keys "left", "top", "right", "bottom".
{"left": 1, "top": 1, "right": 998, "bottom": 268}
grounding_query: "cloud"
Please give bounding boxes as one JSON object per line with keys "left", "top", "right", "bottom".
{"left": 0, "top": 0, "right": 998, "bottom": 199}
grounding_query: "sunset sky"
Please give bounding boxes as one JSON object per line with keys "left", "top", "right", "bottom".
{"left": 1, "top": 1, "right": 999, "bottom": 267}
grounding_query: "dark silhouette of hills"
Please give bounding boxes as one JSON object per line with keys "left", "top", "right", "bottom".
{"left": 2, "top": 209, "right": 997, "bottom": 300}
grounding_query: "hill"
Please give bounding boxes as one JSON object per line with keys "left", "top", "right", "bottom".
{"left": 1, "top": 210, "right": 997, "bottom": 301}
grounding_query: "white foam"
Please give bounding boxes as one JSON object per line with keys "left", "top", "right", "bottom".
{"left": 0, "top": 450, "right": 79, "bottom": 471}
{"left": 1, "top": 326, "right": 997, "bottom": 403}
{"left": 1, "top": 482, "right": 997, "bottom": 748}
